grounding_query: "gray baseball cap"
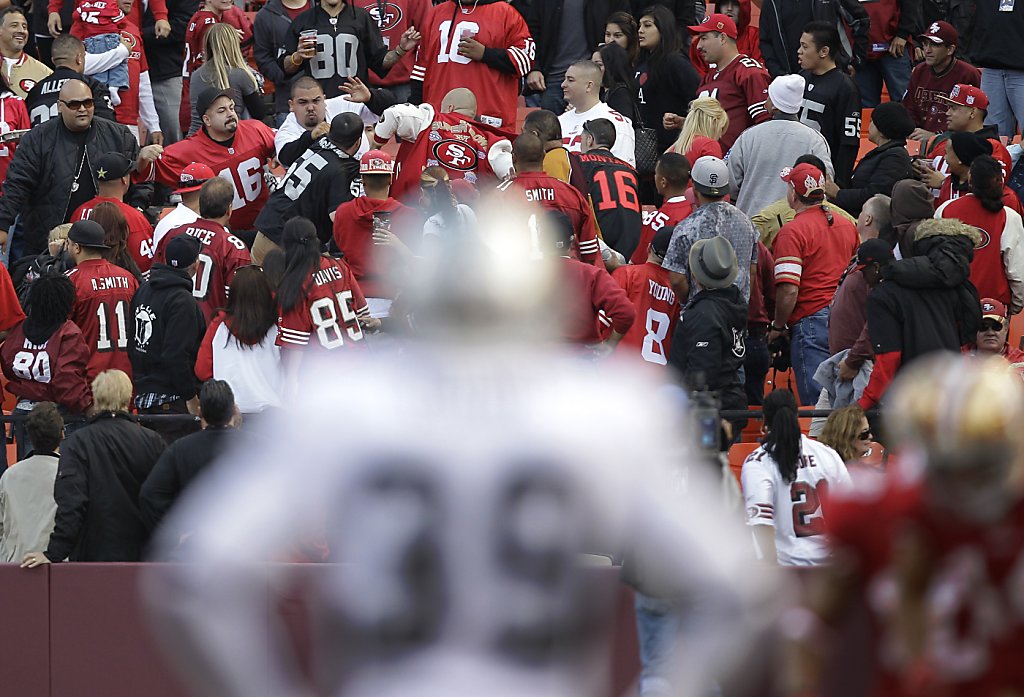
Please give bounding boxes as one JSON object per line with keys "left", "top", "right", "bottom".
{"left": 691, "top": 156, "right": 729, "bottom": 197}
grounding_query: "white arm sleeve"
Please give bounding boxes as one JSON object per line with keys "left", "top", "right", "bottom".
{"left": 740, "top": 450, "right": 776, "bottom": 527}
{"left": 83, "top": 44, "right": 130, "bottom": 75}
{"left": 273, "top": 113, "right": 305, "bottom": 159}
{"left": 138, "top": 70, "right": 161, "bottom": 133}
{"left": 1002, "top": 208, "right": 1024, "bottom": 314}
{"left": 373, "top": 103, "right": 433, "bottom": 145}
{"left": 487, "top": 139, "right": 513, "bottom": 181}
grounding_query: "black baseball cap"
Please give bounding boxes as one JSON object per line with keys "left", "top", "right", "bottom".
{"left": 68, "top": 220, "right": 110, "bottom": 249}
{"left": 856, "top": 238, "right": 893, "bottom": 269}
{"left": 96, "top": 152, "right": 133, "bottom": 181}
{"left": 196, "top": 87, "right": 234, "bottom": 118}
{"left": 165, "top": 234, "right": 201, "bottom": 269}
{"left": 329, "top": 112, "right": 364, "bottom": 149}
{"left": 651, "top": 226, "right": 674, "bottom": 258}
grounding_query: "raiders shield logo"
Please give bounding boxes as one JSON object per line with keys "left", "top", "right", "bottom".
{"left": 432, "top": 139, "right": 479, "bottom": 171}
{"left": 366, "top": 1, "right": 402, "bottom": 31}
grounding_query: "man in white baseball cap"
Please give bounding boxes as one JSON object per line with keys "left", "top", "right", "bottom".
{"left": 727, "top": 73, "right": 834, "bottom": 215}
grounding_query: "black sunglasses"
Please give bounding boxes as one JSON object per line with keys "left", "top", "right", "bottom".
{"left": 857, "top": 429, "right": 872, "bottom": 440}
{"left": 60, "top": 98, "right": 94, "bottom": 111}
{"left": 981, "top": 320, "right": 1006, "bottom": 332}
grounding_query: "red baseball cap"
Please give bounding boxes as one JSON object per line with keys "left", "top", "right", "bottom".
{"left": 360, "top": 149, "right": 394, "bottom": 175}
{"left": 687, "top": 13, "right": 738, "bottom": 40}
{"left": 939, "top": 84, "right": 989, "bottom": 111}
{"left": 919, "top": 20, "right": 958, "bottom": 45}
{"left": 981, "top": 297, "right": 1008, "bottom": 324}
{"left": 780, "top": 163, "right": 826, "bottom": 199}
{"left": 174, "top": 162, "right": 215, "bottom": 194}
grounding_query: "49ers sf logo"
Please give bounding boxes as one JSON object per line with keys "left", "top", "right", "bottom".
{"left": 432, "top": 139, "right": 478, "bottom": 171}
{"left": 366, "top": 1, "right": 402, "bottom": 31}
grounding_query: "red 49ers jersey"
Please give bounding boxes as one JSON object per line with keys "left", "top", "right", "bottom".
{"left": 828, "top": 477, "right": 1024, "bottom": 696}
{"left": 155, "top": 217, "right": 252, "bottom": 324}
{"left": 697, "top": 54, "right": 770, "bottom": 152}
{"left": 631, "top": 196, "right": 693, "bottom": 265}
{"left": 610, "top": 261, "right": 679, "bottom": 365}
{"left": 71, "top": 195, "right": 155, "bottom": 273}
{"left": 357, "top": 0, "right": 430, "bottom": 86}
{"left": 138, "top": 121, "right": 276, "bottom": 231}
{"left": 411, "top": 0, "right": 534, "bottom": 128}
{"left": 114, "top": 24, "right": 147, "bottom": 129}
{"left": 67, "top": 0, "right": 125, "bottom": 39}
{"left": 499, "top": 171, "right": 600, "bottom": 266}
{"left": 391, "top": 112, "right": 515, "bottom": 199}
{"left": 277, "top": 255, "right": 369, "bottom": 350}
{"left": 0, "top": 93, "right": 30, "bottom": 187}
{"left": 66, "top": 257, "right": 139, "bottom": 380}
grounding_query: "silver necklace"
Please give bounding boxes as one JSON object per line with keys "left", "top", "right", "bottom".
{"left": 71, "top": 148, "right": 86, "bottom": 193}
{"left": 458, "top": 0, "right": 480, "bottom": 14}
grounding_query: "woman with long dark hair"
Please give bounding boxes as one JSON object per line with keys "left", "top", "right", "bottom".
{"left": 276, "top": 217, "right": 377, "bottom": 356}
{"left": 604, "top": 12, "right": 640, "bottom": 65}
{"left": 593, "top": 42, "right": 638, "bottom": 122}
{"left": 633, "top": 5, "right": 699, "bottom": 152}
{"left": 740, "top": 389, "right": 851, "bottom": 565}
{"left": 90, "top": 202, "right": 142, "bottom": 281}
{"left": 936, "top": 154, "right": 1024, "bottom": 311}
{"left": 196, "top": 265, "right": 282, "bottom": 415}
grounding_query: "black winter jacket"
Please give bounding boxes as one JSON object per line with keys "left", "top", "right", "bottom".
{"left": 142, "top": 0, "right": 201, "bottom": 82}
{"left": 522, "top": 0, "right": 630, "bottom": 81}
{"left": 254, "top": 0, "right": 309, "bottom": 113}
{"left": 0, "top": 117, "right": 138, "bottom": 256}
{"left": 139, "top": 426, "right": 238, "bottom": 532}
{"left": 45, "top": 412, "right": 166, "bottom": 562}
{"left": 129, "top": 264, "right": 206, "bottom": 400}
{"left": 882, "top": 217, "right": 983, "bottom": 345}
{"left": 670, "top": 285, "right": 748, "bottom": 413}
{"left": 835, "top": 139, "right": 914, "bottom": 216}
{"left": 759, "top": 0, "right": 868, "bottom": 77}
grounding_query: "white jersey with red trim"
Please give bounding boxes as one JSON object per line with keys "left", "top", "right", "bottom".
{"left": 410, "top": 0, "right": 533, "bottom": 129}
{"left": 741, "top": 434, "right": 852, "bottom": 566}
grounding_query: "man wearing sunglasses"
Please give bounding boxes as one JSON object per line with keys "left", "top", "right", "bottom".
{"left": 966, "top": 297, "right": 1024, "bottom": 371}
{"left": 0, "top": 78, "right": 138, "bottom": 261}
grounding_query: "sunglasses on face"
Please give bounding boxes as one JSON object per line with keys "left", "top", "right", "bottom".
{"left": 857, "top": 429, "right": 871, "bottom": 440}
{"left": 60, "top": 98, "right": 94, "bottom": 111}
{"left": 981, "top": 320, "right": 1006, "bottom": 332}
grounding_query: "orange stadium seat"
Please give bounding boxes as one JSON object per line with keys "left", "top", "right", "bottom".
{"left": 728, "top": 441, "right": 760, "bottom": 485}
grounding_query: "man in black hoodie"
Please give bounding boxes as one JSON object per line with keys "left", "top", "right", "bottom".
{"left": 129, "top": 234, "right": 206, "bottom": 445}
{"left": 670, "top": 235, "right": 748, "bottom": 432}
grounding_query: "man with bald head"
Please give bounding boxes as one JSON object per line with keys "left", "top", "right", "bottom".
{"left": 0, "top": 78, "right": 137, "bottom": 259}
{"left": 558, "top": 60, "right": 635, "bottom": 166}
{"left": 373, "top": 86, "right": 516, "bottom": 199}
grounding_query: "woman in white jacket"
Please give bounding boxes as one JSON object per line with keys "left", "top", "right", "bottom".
{"left": 194, "top": 265, "right": 282, "bottom": 417}
{"left": 741, "top": 389, "right": 852, "bottom": 565}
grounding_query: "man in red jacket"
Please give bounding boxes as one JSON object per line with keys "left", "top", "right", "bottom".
{"left": 541, "top": 210, "right": 634, "bottom": 354}
{"left": 333, "top": 149, "right": 418, "bottom": 318}
{"left": 853, "top": 0, "right": 921, "bottom": 108}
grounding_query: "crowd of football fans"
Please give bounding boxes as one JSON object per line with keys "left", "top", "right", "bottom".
{"left": 1, "top": 0, "right": 1024, "bottom": 692}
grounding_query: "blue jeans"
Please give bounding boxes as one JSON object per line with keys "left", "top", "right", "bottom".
{"left": 634, "top": 592, "right": 682, "bottom": 696}
{"left": 525, "top": 79, "right": 567, "bottom": 114}
{"left": 789, "top": 307, "right": 831, "bottom": 406}
{"left": 84, "top": 33, "right": 129, "bottom": 89}
{"left": 854, "top": 52, "right": 912, "bottom": 107}
{"left": 981, "top": 68, "right": 1024, "bottom": 138}
{"left": 744, "top": 333, "right": 770, "bottom": 406}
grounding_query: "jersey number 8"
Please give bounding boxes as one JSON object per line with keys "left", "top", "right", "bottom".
{"left": 310, "top": 290, "right": 363, "bottom": 349}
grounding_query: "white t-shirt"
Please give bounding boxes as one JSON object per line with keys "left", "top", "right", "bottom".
{"left": 153, "top": 202, "right": 200, "bottom": 249}
{"left": 274, "top": 95, "right": 375, "bottom": 160}
{"left": 741, "top": 434, "right": 852, "bottom": 566}
{"left": 558, "top": 102, "right": 635, "bottom": 167}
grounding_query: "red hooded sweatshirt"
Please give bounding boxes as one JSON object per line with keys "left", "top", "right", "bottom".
{"left": 689, "top": 0, "right": 762, "bottom": 78}
{"left": 332, "top": 196, "right": 419, "bottom": 299}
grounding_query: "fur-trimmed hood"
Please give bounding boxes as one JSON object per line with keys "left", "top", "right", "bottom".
{"left": 914, "top": 217, "right": 984, "bottom": 248}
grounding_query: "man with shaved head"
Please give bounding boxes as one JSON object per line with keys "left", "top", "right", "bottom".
{"left": 0, "top": 78, "right": 137, "bottom": 259}
{"left": 373, "top": 86, "right": 516, "bottom": 199}
{"left": 558, "top": 60, "right": 636, "bottom": 166}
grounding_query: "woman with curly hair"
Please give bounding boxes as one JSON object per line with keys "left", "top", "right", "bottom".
{"left": 819, "top": 405, "right": 873, "bottom": 464}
